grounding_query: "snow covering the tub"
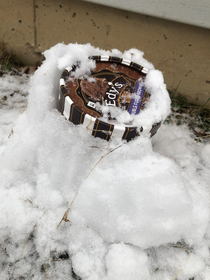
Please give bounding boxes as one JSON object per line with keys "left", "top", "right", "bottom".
{"left": 0, "top": 43, "right": 210, "bottom": 280}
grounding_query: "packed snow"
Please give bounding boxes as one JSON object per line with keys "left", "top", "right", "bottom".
{"left": 0, "top": 43, "right": 210, "bottom": 280}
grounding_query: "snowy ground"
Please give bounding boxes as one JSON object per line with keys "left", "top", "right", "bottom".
{"left": 0, "top": 44, "right": 210, "bottom": 280}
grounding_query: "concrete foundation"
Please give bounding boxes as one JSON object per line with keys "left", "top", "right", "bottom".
{"left": 1, "top": 0, "right": 210, "bottom": 107}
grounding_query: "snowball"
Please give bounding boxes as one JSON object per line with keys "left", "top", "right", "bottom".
{"left": 71, "top": 151, "right": 192, "bottom": 248}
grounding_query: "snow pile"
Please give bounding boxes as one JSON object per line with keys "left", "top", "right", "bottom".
{"left": 0, "top": 43, "right": 210, "bottom": 280}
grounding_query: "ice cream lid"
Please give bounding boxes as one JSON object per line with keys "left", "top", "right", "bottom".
{"left": 59, "top": 56, "right": 161, "bottom": 141}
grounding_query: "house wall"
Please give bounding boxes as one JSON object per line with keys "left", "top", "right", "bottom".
{"left": 82, "top": 0, "right": 210, "bottom": 29}
{"left": 0, "top": 0, "right": 210, "bottom": 107}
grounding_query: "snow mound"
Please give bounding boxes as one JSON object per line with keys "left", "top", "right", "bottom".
{"left": 0, "top": 43, "right": 209, "bottom": 280}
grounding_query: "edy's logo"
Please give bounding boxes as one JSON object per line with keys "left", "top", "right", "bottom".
{"left": 104, "top": 76, "right": 131, "bottom": 107}
{"left": 77, "top": 68, "right": 146, "bottom": 116}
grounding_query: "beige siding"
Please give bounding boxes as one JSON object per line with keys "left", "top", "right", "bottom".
{"left": 0, "top": 0, "right": 210, "bottom": 107}
{"left": 82, "top": 0, "right": 210, "bottom": 29}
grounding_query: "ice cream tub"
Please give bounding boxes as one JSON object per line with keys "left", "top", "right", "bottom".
{"left": 59, "top": 55, "right": 161, "bottom": 141}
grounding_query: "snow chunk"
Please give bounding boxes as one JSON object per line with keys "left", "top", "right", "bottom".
{"left": 105, "top": 243, "right": 150, "bottom": 280}
{"left": 71, "top": 150, "right": 192, "bottom": 248}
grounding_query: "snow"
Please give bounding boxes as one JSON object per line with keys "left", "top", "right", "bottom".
{"left": 105, "top": 244, "right": 150, "bottom": 280}
{"left": 0, "top": 43, "right": 210, "bottom": 280}
{"left": 0, "top": 74, "right": 29, "bottom": 153}
{"left": 72, "top": 151, "right": 192, "bottom": 248}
